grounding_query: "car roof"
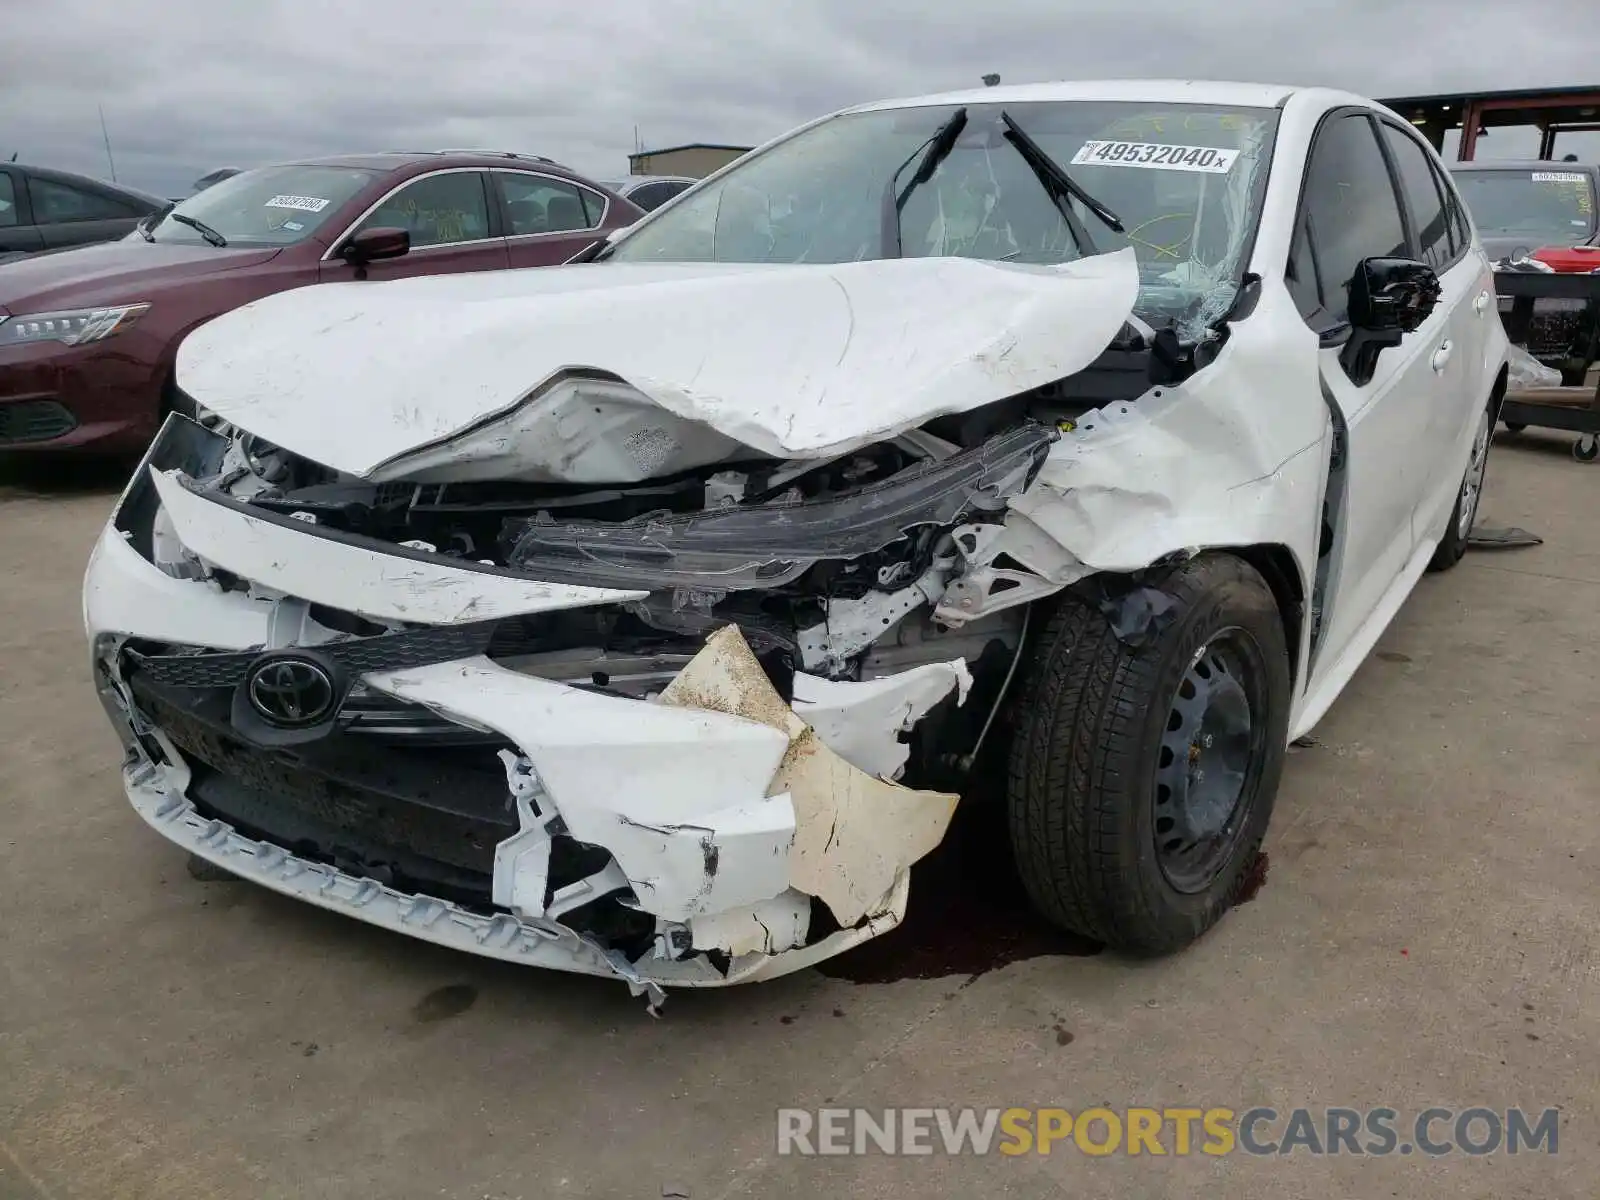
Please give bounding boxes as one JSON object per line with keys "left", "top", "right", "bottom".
{"left": 279, "top": 151, "right": 588, "bottom": 178}
{"left": 846, "top": 78, "right": 1302, "bottom": 114}
{"left": 12, "top": 163, "right": 167, "bottom": 208}
{"left": 1448, "top": 159, "right": 1596, "bottom": 172}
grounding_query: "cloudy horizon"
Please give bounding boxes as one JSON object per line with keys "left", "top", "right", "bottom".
{"left": 3, "top": 0, "right": 1597, "bottom": 197}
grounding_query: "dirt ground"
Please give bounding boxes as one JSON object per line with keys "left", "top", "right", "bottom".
{"left": 1, "top": 429, "right": 1595, "bottom": 1199}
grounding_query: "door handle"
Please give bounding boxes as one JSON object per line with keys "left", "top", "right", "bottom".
{"left": 1474, "top": 290, "right": 1491, "bottom": 315}
{"left": 1431, "top": 340, "right": 1453, "bottom": 373}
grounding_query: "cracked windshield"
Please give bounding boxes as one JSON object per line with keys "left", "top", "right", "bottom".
{"left": 612, "top": 101, "right": 1278, "bottom": 332}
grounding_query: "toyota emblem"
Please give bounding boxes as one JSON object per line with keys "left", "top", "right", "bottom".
{"left": 246, "top": 656, "right": 337, "bottom": 728}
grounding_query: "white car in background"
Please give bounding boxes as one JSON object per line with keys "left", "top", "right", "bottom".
{"left": 601, "top": 174, "right": 697, "bottom": 212}
{"left": 86, "top": 79, "right": 1506, "bottom": 1008}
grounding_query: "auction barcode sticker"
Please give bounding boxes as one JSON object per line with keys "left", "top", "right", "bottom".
{"left": 1531, "top": 172, "right": 1585, "bottom": 183}
{"left": 264, "top": 194, "right": 331, "bottom": 212}
{"left": 1071, "top": 140, "right": 1238, "bottom": 173}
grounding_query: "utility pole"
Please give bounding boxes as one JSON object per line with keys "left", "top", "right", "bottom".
{"left": 98, "top": 104, "right": 118, "bottom": 181}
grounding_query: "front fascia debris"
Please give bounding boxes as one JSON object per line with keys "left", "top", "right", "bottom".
{"left": 367, "top": 626, "right": 962, "bottom": 996}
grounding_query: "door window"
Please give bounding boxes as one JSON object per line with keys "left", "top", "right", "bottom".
{"left": 1299, "top": 113, "right": 1407, "bottom": 326}
{"left": 579, "top": 187, "right": 608, "bottom": 225}
{"left": 498, "top": 174, "right": 601, "bottom": 235}
{"left": 1379, "top": 123, "right": 1452, "bottom": 269}
{"left": 357, "top": 172, "right": 491, "bottom": 247}
{"left": 1432, "top": 160, "right": 1474, "bottom": 256}
{"left": 28, "top": 177, "right": 136, "bottom": 223}
{"left": 0, "top": 174, "right": 17, "bottom": 227}
{"left": 629, "top": 180, "right": 691, "bottom": 211}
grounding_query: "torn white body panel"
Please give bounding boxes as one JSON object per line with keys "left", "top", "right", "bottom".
{"left": 790, "top": 663, "right": 971, "bottom": 779}
{"left": 363, "top": 653, "right": 795, "bottom": 923}
{"left": 151, "top": 468, "right": 644, "bottom": 625}
{"left": 689, "top": 891, "right": 811, "bottom": 957}
{"left": 176, "top": 250, "right": 1140, "bottom": 475}
{"left": 655, "top": 626, "right": 959, "bottom": 928}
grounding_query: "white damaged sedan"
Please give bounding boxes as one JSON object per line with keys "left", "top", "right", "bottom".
{"left": 86, "top": 80, "right": 1506, "bottom": 1007}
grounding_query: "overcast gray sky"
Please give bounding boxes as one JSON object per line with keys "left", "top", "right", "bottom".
{"left": 3, "top": 0, "right": 1596, "bottom": 196}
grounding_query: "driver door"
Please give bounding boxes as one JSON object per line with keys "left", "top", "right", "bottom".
{"left": 1290, "top": 111, "right": 1441, "bottom": 680}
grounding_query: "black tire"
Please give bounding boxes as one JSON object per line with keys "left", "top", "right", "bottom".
{"left": 1575, "top": 436, "right": 1599, "bottom": 463}
{"left": 1503, "top": 422, "right": 1527, "bottom": 434}
{"left": 1007, "top": 553, "right": 1290, "bottom": 955}
{"left": 1560, "top": 366, "right": 1587, "bottom": 388}
{"left": 1429, "top": 403, "right": 1493, "bottom": 572}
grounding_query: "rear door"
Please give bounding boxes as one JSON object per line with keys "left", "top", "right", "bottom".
{"left": 493, "top": 169, "right": 612, "bottom": 266}
{"left": 320, "top": 169, "right": 508, "bottom": 283}
{"left": 27, "top": 174, "right": 145, "bottom": 249}
{"left": 0, "top": 170, "right": 45, "bottom": 256}
{"left": 1375, "top": 119, "right": 1493, "bottom": 529}
{"left": 1288, "top": 110, "right": 1439, "bottom": 676}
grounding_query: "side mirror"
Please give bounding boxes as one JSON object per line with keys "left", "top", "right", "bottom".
{"left": 1339, "top": 257, "right": 1441, "bottom": 386}
{"left": 1349, "top": 257, "right": 1440, "bottom": 333}
{"left": 341, "top": 226, "right": 410, "bottom": 266}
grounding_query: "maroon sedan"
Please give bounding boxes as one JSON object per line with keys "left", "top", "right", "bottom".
{"left": 0, "top": 151, "right": 642, "bottom": 454}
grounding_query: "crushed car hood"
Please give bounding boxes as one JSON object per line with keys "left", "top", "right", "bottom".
{"left": 175, "top": 252, "right": 1140, "bottom": 479}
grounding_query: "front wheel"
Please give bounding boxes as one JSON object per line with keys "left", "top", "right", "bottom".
{"left": 1007, "top": 554, "right": 1290, "bottom": 955}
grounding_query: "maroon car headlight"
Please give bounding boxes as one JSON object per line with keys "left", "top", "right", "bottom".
{"left": 0, "top": 303, "right": 151, "bottom": 347}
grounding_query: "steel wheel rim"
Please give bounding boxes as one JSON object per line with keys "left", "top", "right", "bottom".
{"left": 1153, "top": 628, "right": 1264, "bottom": 894}
{"left": 1457, "top": 409, "right": 1491, "bottom": 542}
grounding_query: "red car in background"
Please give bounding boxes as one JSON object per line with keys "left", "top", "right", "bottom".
{"left": 0, "top": 151, "right": 643, "bottom": 453}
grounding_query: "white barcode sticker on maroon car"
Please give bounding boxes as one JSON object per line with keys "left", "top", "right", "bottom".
{"left": 1070, "top": 140, "right": 1238, "bottom": 173}
{"left": 264, "top": 194, "right": 331, "bottom": 212}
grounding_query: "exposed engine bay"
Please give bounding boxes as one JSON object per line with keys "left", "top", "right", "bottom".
{"left": 190, "top": 355, "right": 1167, "bottom": 692}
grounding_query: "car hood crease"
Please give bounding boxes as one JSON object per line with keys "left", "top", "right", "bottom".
{"left": 174, "top": 251, "right": 1140, "bottom": 473}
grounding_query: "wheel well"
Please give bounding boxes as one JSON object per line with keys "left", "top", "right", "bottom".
{"left": 1489, "top": 362, "right": 1509, "bottom": 424}
{"left": 1230, "top": 544, "right": 1305, "bottom": 687}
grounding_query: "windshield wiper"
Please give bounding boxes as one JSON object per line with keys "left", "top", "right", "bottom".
{"left": 137, "top": 202, "right": 173, "bottom": 242}
{"left": 998, "top": 110, "right": 1125, "bottom": 255}
{"left": 169, "top": 211, "right": 227, "bottom": 247}
{"left": 881, "top": 106, "right": 968, "bottom": 257}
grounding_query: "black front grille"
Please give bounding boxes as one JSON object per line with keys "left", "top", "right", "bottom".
{"left": 128, "top": 619, "right": 502, "bottom": 689}
{"left": 0, "top": 399, "right": 77, "bottom": 444}
{"left": 130, "top": 674, "right": 517, "bottom": 899}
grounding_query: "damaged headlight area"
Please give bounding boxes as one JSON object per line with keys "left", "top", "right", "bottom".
{"left": 206, "top": 417, "right": 1058, "bottom": 679}
{"left": 499, "top": 422, "right": 1053, "bottom": 591}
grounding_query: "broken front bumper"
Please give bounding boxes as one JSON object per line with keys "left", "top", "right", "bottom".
{"left": 87, "top": 417, "right": 967, "bottom": 1002}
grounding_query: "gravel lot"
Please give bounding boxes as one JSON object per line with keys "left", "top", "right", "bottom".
{"left": 2, "top": 430, "right": 1595, "bottom": 1199}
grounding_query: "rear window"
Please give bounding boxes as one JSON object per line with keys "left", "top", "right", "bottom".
{"left": 1450, "top": 168, "right": 1596, "bottom": 243}
{"left": 150, "top": 165, "right": 381, "bottom": 246}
